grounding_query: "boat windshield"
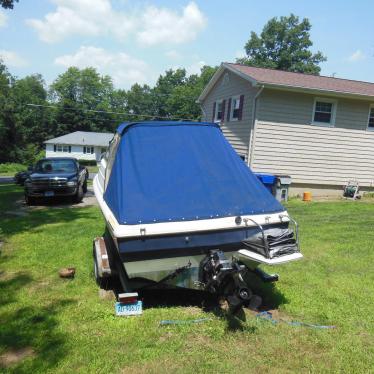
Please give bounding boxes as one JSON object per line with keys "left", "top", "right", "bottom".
{"left": 34, "top": 159, "right": 77, "bottom": 173}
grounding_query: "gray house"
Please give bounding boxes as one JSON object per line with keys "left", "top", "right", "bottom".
{"left": 198, "top": 63, "right": 374, "bottom": 195}
{"left": 45, "top": 131, "right": 113, "bottom": 162}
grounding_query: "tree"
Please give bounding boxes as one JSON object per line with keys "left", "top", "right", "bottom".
{"left": 152, "top": 69, "right": 189, "bottom": 118}
{"left": 0, "top": 61, "right": 50, "bottom": 163}
{"left": 166, "top": 66, "right": 217, "bottom": 120}
{"left": 152, "top": 66, "right": 217, "bottom": 120}
{"left": 49, "top": 67, "right": 115, "bottom": 134}
{"left": 238, "top": 14, "right": 326, "bottom": 74}
{"left": 0, "top": 0, "right": 18, "bottom": 9}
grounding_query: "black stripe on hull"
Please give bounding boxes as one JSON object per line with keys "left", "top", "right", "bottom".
{"left": 116, "top": 223, "right": 288, "bottom": 262}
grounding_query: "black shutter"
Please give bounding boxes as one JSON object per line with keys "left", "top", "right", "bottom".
{"left": 83, "top": 146, "right": 86, "bottom": 154}
{"left": 54, "top": 144, "right": 56, "bottom": 152}
{"left": 227, "top": 98, "right": 232, "bottom": 121}
{"left": 238, "top": 95, "right": 244, "bottom": 120}
{"left": 221, "top": 100, "right": 226, "bottom": 123}
{"left": 68, "top": 146, "right": 71, "bottom": 153}
{"left": 212, "top": 102, "right": 216, "bottom": 122}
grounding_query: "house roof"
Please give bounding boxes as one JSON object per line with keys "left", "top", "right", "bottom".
{"left": 198, "top": 62, "right": 374, "bottom": 102}
{"left": 44, "top": 131, "right": 113, "bottom": 147}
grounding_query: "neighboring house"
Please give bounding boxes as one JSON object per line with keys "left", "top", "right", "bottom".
{"left": 198, "top": 63, "right": 374, "bottom": 195}
{"left": 44, "top": 131, "right": 113, "bottom": 162}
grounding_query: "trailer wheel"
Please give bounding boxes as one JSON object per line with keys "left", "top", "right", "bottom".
{"left": 93, "top": 239, "right": 113, "bottom": 290}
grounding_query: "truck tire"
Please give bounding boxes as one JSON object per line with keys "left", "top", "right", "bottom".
{"left": 73, "top": 184, "right": 84, "bottom": 203}
{"left": 25, "top": 194, "right": 36, "bottom": 206}
{"left": 82, "top": 180, "right": 88, "bottom": 193}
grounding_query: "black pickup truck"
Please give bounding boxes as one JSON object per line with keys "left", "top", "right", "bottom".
{"left": 24, "top": 157, "right": 89, "bottom": 205}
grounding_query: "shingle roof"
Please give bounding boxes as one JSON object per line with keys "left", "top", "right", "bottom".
{"left": 226, "top": 63, "right": 374, "bottom": 97}
{"left": 44, "top": 131, "right": 113, "bottom": 146}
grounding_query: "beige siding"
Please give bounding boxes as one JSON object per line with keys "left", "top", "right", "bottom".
{"left": 251, "top": 121, "right": 374, "bottom": 187}
{"left": 257, "top": 89, "right": 373, "bottom": 130}
{"left": 201, "top": 69, "right": 258, "bottom": 157}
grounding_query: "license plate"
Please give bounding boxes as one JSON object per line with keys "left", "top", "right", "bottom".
{"left": 115, "top": 301, "right": 142, "bottom": 316}
{"left": 44, "top": 191, "right": 55, "bottom": 197}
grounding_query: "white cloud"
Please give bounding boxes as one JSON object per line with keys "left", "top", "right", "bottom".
{"left": 186, "top": 60, "right": 206, "bottom": 75}
{"left": 26, "top": 0, "right": 134, "bottom": 43}
{"left": 0, "top": 10, "right": 8, "bottom": 27}
{"left": 137, "top": 2, "right": 207, "bottom": 46}
{"left": 0, "top": 50, "right": 27, "bottom": 67}
{"left": 54, "top": 46, "right": 150, "bottom": 88}
{"left": 348, "top": 49, "right": 365, "bottom": 62}
{"left": 26, "top": 0, "right": 206, "bottom": 46}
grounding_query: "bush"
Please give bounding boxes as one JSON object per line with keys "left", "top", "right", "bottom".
{"left": 78, "top": 159, "right": 98, "bottom": 166}
{"left": 0, "top": 163, "right": 27, "bottom": 174}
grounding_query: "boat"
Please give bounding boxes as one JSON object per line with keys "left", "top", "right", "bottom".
{"left": 93, "top": 121, "right": 302, "bottom": 309}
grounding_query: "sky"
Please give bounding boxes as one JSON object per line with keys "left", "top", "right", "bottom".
{"left": 0, "top": 0, "right": 373, "bottom": 89}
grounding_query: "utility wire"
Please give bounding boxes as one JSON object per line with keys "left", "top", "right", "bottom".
{"left": 26, "top": 103, "right": 199, "bottom": 122}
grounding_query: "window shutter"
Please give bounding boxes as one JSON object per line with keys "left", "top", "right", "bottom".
{"left": 238, "top": 95, "right": 244, "bottom": 120}
{"left": 83, "top": 146, "right": 86, "bottom": 154}
{"left": 221, "top": 100, "right": 226, "bottom": 123}
{"left": 227, "top": 98, "right": 232, "bottom": 121}
{"left": 53, "top": 144, "right": 56, "bottom": 152}
{"left": 212, "top": 102, "right": 216, "bottom": 122}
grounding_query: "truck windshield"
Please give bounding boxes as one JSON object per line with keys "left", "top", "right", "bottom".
{"left": 35, "top": 159, "right": 77, "bottom": 173}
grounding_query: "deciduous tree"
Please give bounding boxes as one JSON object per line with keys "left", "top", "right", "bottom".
{"left": 238, "top": 14, "right": 326, "bottom": 74}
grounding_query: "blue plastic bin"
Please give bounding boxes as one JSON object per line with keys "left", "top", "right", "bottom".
{"left": 254, "top": 173, "right": 276, "bottom": 195}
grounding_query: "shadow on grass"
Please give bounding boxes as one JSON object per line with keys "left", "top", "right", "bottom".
{"left": 243, "top": 271, "right": 289, "bottom": 311}
{"left": 0, "top": 272, "right": 74, "bottom": 372}
{"left": 130, "top": 279, "right": 287, "bottom": 332}
{"left": 1, "top": 206, "right": 97, "bottom": 239}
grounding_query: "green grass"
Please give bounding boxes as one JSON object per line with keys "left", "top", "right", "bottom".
{"left": 0, "top": 163, "right": 26, "bottom": 176}
{"left": 1, "top": 185, "right": 374, "bottom": 373}
{"left": 86, "top": 165, "right": 99, "bottom": 174}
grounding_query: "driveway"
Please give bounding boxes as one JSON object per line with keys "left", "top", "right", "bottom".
{"left": 0, "top": 176, "right": 14, "bottom": 184}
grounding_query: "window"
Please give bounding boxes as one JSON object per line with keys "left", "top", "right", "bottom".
{"left": 104, "top": 134, "right": 120, "bottom": 190}
{"left": 35, "top": 159, "right": 76, "bottom": 173}
{"left": 368, "top": 106, "right": 374, "bottom": 129}
{"left": 214, "top": 100, "right": 224, "bottom": 122}
{"left": 312, "top": 98, "right": 337, "bottom": 126}
{"left": 54, "top": 144, "right": 71, "bottom": 153}
{"left": 230, "top": 96, "right": 241, "bottom": 121}
{"left": 83, "top": 146, "right": 94, "bottom": 154}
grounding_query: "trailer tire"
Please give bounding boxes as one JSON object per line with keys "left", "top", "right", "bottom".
{"left": 93, "top": 244, "right": 112, "bottom": 290}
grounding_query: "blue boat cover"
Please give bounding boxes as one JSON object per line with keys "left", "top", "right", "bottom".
{"left": 104, "top": 122, "right": 284, "bottom": 225}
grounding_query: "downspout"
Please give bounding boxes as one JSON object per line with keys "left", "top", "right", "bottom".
{"left": 247, "top": 85, "right": 264, "bottom": 167}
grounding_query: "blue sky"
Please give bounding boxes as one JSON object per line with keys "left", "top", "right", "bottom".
{"left": 0, "top": 0, "right": 373, "bottom": 88}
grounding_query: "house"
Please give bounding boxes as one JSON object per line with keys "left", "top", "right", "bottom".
{"left": 44, "top": 131, "right": 113, "bottom": 162}
{"left": 198, "top": 63, "right": 374, "bottom": 196}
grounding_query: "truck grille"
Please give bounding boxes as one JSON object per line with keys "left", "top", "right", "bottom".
{"left": 32, "top": 178, "right": 67, "bottom": 188}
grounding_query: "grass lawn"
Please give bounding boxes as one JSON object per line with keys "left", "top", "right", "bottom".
{"left": 1, "top": 184, "right": 374, "bottom": 373}
{"left": 0, "top": 163, "right": 26, "bottom": 177}
{"left": 86, "top": 165, "right": 99, "bottom": 174}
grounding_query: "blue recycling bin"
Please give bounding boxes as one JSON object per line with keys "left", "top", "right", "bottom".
{"left": 254, "top": 173, "right": 277, "bottom": 195}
